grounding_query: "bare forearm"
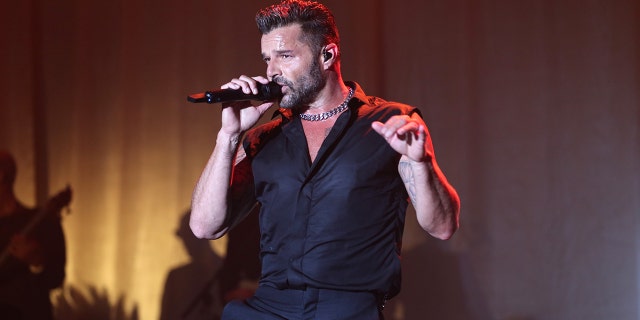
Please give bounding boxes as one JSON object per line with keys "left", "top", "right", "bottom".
{"left": 190, "top": 131, "right": 241, "bottom": 239}
{"left": 401, "top": 157, "right": 460, "bottom": 240}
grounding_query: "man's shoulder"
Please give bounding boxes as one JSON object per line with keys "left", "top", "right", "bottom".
{"left": 357, "top": 95, "right": 418, "bottom": 119}
{"left": 349, "top": 81, "right": 418, "bottom": 116}
{"left": 243, "top": 110, "right": 289, "bottom": 158}
{"left": 246, "top": 109, "right": 288, "bottom": 138}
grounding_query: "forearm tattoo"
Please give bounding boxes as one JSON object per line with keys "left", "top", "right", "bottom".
{"left": 399, "top": 160, "right": 417, "bottom": 206}
{"left": 234, "top": 147, "right": 247, "bottom": 166}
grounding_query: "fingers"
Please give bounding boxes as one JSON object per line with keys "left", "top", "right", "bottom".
{"left": 372, "top": 114, "right": 430, "bottom": 162}
{"left": 221, "top": 75, "right": 270, "bottom": 95}
{"left": 371, "top": 116, "right": 422, "bottom": 139}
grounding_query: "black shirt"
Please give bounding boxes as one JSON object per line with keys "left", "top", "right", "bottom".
{"left": 243, "top": 82, "right": 417, "bottom": 298}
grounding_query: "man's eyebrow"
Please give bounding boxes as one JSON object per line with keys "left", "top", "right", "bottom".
{"left": 262, "top": 50, "right": 294, "bottom": 58}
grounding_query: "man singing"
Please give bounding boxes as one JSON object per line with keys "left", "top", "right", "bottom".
{"left": 190, "top": 1, "right": 460, "bottom": 318}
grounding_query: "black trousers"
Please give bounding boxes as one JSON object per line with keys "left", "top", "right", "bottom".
{"left": 221, "top": 286, "right": 383, "bottom": 320}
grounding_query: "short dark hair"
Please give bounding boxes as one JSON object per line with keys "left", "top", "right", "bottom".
{"left": 256, "top": 0, "right": 340, "bottom": 56}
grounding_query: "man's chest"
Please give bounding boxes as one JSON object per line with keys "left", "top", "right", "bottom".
{"left": 301, "top": 119, "right": 337, "bottom": 162}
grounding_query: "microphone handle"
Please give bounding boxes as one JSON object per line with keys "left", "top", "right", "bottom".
{"left": 187, "top": 82, "right": 282, "bottom": 104}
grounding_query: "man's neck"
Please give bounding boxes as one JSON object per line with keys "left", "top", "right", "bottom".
{"left": 305, "top": 75, "right": 350, "bottom": 114}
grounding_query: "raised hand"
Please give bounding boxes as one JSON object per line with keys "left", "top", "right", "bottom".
{"left": 371, "top": 113, "right": 434, "bottom": 163}
{"left": 219, "top": 75, "right": 276, "bottom": 136}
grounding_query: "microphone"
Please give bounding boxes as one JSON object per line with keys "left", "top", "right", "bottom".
{"left": 187, "top": 82, "right": 282, "bottom": 104}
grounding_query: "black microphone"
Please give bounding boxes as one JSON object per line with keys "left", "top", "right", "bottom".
{"left": 187, "top": 82, "right": 282, "bottom": 104}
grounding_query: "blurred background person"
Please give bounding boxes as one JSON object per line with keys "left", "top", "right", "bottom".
{"left": 160, "top": 210, "right": 223, "bottom": 320}
{"left": 0, "top": 150, "right": 70, "bottom": 320}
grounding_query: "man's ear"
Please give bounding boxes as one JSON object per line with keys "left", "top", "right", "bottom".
{"left": 321, "top": 43, "right": 338, "bottom": 68}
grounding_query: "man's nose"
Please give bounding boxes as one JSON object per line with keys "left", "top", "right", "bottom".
{"left": 266, "top": 61, "right": 280, "bottom": 81}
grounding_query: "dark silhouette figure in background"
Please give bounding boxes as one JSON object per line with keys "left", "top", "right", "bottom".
{"left": 0, "top": 151, "right": 69, "bottom": 320}
{"left": 160, "top": 210, "right": 224, "bottom": 320}
{"left": 383, "top": 238, "right": 477, "bottom": 320}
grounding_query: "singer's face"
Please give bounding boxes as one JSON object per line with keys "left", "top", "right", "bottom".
{"left": 261, "top": 24, "right": 325, "bottom": 109}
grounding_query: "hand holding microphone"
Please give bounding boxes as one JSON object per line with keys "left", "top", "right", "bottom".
{"left": 191, "top": 76, "right": 282, "bottom": 136}
{"left": 187, "top": 78, "right": 282, "bottom": 104}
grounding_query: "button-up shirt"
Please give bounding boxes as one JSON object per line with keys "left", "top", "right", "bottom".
{"left": 243, "top": 81, "right": 417, "bottom": 298}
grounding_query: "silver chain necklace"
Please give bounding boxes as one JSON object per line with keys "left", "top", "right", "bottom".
{"left": 299, "top": 87, "right": 354, "bottom": 122}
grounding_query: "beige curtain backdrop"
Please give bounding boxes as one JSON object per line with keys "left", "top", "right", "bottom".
{"left": 1, "top": 0, "right": 638, "bottom": 319}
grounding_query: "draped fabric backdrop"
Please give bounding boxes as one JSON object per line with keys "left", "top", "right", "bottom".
{"left": 1, "top": 1, "right": 638, "bottom": 319}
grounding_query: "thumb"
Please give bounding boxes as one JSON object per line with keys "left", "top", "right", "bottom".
{"left": 371, "top": 121, "right": 385, "bottom": 135}
{"left": 256, "top": 102, "right": 276, "bottom": 115}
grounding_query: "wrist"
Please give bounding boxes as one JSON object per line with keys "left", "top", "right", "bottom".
{"left": 215, "top": 130, "right": 244, "bottom": 162}
{"left": 407, "top": 153, "right": 433, "bottom": 167}
{"left": 217, "top": 130, "right": 242, "bottom": 145}
{"left": 405, "top": 156, "right": 436, "bottom": 181}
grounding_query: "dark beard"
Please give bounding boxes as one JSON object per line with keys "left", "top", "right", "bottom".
{"left": 276, "top": 59, "right": 325, "bottom": 110}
